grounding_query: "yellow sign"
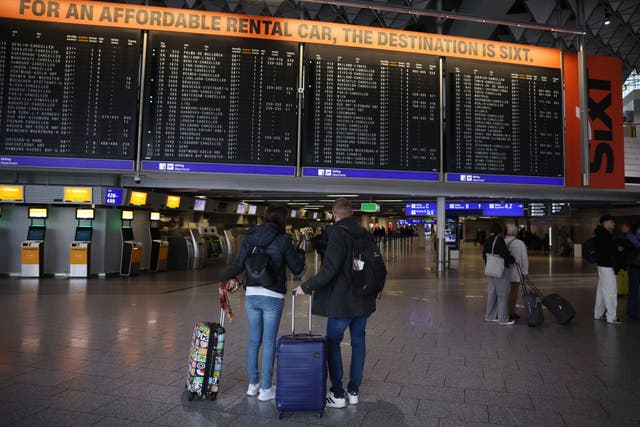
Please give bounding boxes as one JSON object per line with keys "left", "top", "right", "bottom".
{"left": 0, "top": 0, "right": 561, "bottom": 68}
{"left": 121, "top": 210, "right": 134, "bottom": 220}
{"left": 166, "top": 195, "right": 180, "bottom": 209}
{"left": 129, "top": 191, "right": 147, "bottom": 206}
{"left": 64, "top": 187, "right": 92, "bottom": 203}
{"left": 28, "top": 207, "right": 48, "bottom": 218}
{"left": 76, "top": 208, "right": 95, "bottom": 219}
{"left": 0, "top": 185, "right": 23, "bottom": 201}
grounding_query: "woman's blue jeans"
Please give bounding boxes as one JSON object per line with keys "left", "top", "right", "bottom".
{"left": 245, "top": 295, "right": 284, "bottom": 389}
{"left": 326, "top": 315, "right": 369, "bottom": 398}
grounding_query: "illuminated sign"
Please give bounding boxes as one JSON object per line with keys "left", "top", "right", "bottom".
{"left": 28, "top": 207, "right": 48, "bottom": 218}
{"left": 64, "top": 187, "right": 92, "bottom": 203}
{"left": 105, "top": 188, "right": 123, "bottom": 205}
{"left": 0, "top": 185, "right": 23, "bottom": 201}
{"left": 166, "top": 195, "right": 181, "bottom": 208}
{"left": 129, "top": 191, "right": 148, "bottom": 206}
{"left": 121, "top": 210, "right": 134, "bottom": 220}
{"left": 150, "top": 212, "right": 160, "bottom": 221}
{"left": 75, "top": 208, "right": 95, "bottom": 219}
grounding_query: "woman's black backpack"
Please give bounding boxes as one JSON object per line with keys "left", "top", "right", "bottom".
{"left": 244, "top": 235, "right": 278, "bottom": 288}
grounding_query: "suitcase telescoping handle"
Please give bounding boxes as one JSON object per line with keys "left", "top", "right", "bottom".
{"left": 290, "top": 291, "right": 313, "bottom": 335}
{"left": 516, "top": 264, "right": 543, "bottom": 297}
{"left": 219, "top": 308, "right": 226, "bottom": 327}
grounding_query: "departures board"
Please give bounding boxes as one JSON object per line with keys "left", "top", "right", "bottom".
{"left": 0, "top": 19, "right": 140, "bottom": 167}
{"left": 142, "top": 32, "right": 299, "bottom": 172}
{"left": 302, "top": 44, "right": 440, "bottom": 179}
{"left": 446, "top": 58, "right": 563, "bottom": 183}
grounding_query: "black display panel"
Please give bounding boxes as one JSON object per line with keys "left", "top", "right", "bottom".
{"left": 121, "top": 227, "right": 134, "bottom": 241}
{"left": 0, "top": 19, "right": 140, "bottom": 161}
{"left": 302, "top": 44, "right": 440, "bottom": 173}
{"left": 27, "top": 226, "right": 45, "bottom": 241}
{"left": 446, "top": 58, "right": 563, "bottom": 178}
{"left": 142, "top": 32, "right": 299, "bottom": 166}
{"left": 74, "top": 227, "right": 92, "bottom": 242}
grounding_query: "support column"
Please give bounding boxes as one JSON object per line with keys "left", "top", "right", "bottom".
{"left": 437, "top": 196, "right": 446, "bottom": 272}
{"left": 577, "top": 0, "right": 590, "bottom": 186}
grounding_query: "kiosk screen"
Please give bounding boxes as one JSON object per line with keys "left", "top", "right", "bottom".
{"left": 74, "top": 228, "right": 93, "bottom": 242}
{"left": 122, "top": 227, "right": 134, "bottom": 241}
{"left": 27, "top": 227, "right": 46, "bottom": 241}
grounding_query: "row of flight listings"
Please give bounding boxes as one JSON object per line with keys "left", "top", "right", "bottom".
{"left": 405, "top": 202, "right": 571, "bottom": 217}
{"left": 0, "top": 18, "right": 563, "bottom": 185}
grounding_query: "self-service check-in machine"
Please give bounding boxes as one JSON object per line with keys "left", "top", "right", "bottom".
{"left": 70, "top": 208, "right": 94, "bottom": 278}
{"left": 120, "top": 210, "right": 143, "bottom": 276}
{"left": 149, "top": 212, "right": 168, "bottom": 272}
{"left": 21, "top": 207, "right": 47, "bottom": 278}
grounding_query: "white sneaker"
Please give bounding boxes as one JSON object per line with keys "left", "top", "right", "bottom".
{"left": 258, "top": 386, "right": 276, "bottom": 401}
{"left": 347, "top": 391, "right": 359, "bottom": 405}
{"left": 499, "top": 320, "right": 516, "bottom": 326}
{"left": 325, "top": 391, "right": 346, "bottom": 408}
{"left": 246, "top": 382, "right": 261, "bottom": 396}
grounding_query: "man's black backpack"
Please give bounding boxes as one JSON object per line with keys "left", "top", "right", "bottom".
{"left": 339, "top": 225, "right": 387, "bottom": 298}
{"left": 582, "top": 237, "right": 598, "bottom": 264}
{"left": 244, "top": 235, "right": 278, "bottom": 288}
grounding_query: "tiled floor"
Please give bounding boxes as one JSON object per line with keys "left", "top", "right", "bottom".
{"left": 1, "top": 241, "right": 640, "bottom": 426}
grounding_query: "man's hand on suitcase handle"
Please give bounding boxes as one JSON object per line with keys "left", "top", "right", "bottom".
{"left": 293, "top": 286, "right": 306, "bottom": 296}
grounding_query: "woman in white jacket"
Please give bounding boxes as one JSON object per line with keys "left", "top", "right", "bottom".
{"left": 505, "top": 225, "right": 529, "bottom": 320}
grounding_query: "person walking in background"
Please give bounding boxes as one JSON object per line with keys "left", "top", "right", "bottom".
{"left": 483, "top": 223, "right": 516, "bottom": 326}
{"left": 220, "top": 205, "right": 305, "bottom": 401}
{"left": 594, "top": 215, "right": 624, "bottom": 324}
{"left": 293, "top": 198, "right": 378, "bottom": 409}
{"left": 504, "top": 225, "right": 529, "bottom": 321}
{"left": 623, "top": 223, "right": 640, "bottom": 319}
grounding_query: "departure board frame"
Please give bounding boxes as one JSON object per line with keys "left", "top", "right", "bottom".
{"left": 301, "top": 43, "right": 441, "bottom": 181}
{"left": 0, "top": 18, "right": 140, "bottom": 171}
{"left": 445, "top": 57, "right": 564, "bottom": 185}
{"left": 140, "top": 31, "right": 299, "bottom": 176}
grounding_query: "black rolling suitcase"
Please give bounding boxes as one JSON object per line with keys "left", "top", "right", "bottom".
{"left": 522, "top": 271, "right": 575, "bottom": 325}
{"left": 276, "top": 293, "right": 327, "bottom": 419}
{"left": 185, "top": 310, "right": 226, "bottom": 401}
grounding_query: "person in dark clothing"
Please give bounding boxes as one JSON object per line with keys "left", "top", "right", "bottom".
{"left": 220, "top": 205, "right": 305, "bottom": 401}
{"left": 623, "top": 223, "right": 640, "bottom": 318}
{"left": 483, "top": 223, "right": 516, "bottom": 325}
{"left": 294, "top": 198, "right": 377, "bottom": 409}
{"left": 594, "top": 215, "right": 624, "bottom": 324}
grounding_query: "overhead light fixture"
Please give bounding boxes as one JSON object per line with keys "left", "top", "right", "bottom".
{"left": 376, "top": 199, "right": 403, "bottom": 202}
{"left": 325, "top": 194, "right": 359, "bottom": 197}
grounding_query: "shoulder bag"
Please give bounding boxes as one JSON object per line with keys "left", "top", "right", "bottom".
{"left": 484, "top": 236, "right": 505, "bottom": 278}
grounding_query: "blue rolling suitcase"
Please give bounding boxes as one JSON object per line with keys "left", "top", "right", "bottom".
{"left": 276, "top": 293, "right": 326, "bottom": 419}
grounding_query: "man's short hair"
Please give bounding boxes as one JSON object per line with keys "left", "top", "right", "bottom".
{"left": 599, "top": 214, "right": 614, "bottom": 224}
{"left": 506, "top": 225, "right": 518, "bottom": 236}
{"left": 332, "top": 198, "right": 353, "bottom": 218}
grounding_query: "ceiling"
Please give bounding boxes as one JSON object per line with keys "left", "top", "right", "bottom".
{"left": 107, "top": 0, "right": 640, "bottom": 81}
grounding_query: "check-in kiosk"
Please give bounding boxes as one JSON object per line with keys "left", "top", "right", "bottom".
{"left": 120, "top": 210, "right": 143, "bottom": 276}
{"left": 149, "top": 211, "right": 168, "bottom": 272}
{"left": 70, "top": 208, "right": 94, "bottom": 278}
{"left": 21, "top": 207, "right": 47, "bottom": 278}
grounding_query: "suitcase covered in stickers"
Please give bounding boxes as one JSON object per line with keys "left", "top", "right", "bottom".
{"left": 186, "top": 310, "right": 226, "bottom": 401}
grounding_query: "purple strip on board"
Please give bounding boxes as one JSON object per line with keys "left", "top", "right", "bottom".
{"left": 0, "top": 156, "right": 133, "bottom": 170}
{"left": 141, "top": 161, "right": 296, "bottom": 176}
{"left": 446, "top": 173, "right": 564, "bottom": 186}
{"left": 302, "top": 167, "right": 440, "bottom": 181}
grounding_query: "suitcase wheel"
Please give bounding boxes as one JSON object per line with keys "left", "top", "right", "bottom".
{"left": 187, "top": 391, "right": 196, "bottom": 401}
{"left": 318, "top": 410, "right": 323, "bottom": 418}
{"left": 208, "top": 392, "right": 218, "bottom": 401}
{"left": 278, "top": 412, "right": 284, "bottom": 420}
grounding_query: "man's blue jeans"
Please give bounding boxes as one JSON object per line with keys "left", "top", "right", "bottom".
{"left": 326, "top": 315, "right": 369, "bottom": 398}
{"left": 245, "top": 295, "right": 284, "bottom": 389}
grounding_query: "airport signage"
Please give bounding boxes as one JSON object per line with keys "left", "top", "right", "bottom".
{"left": 360, "top": 203, "right": 380, "bottom": 212}
{"left": 64, "top": 187, "right": 92, "bottom": 203}
{"left": 0, "top": 185, "right": 23, "bottom": 202}
{"left": 304, "top": 168, "right": 440, "bottom": 181}
{"left": 406, "top": 201, "right": 524, "bottom": 217}
{"left": 105, "top": 188, "right": 123, "bottom": 206}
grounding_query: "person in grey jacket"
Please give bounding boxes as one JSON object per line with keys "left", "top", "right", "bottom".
{"left": 220, "top": 205, "right": 305, "bottom": 401}
{"left": 294, "top": 198, "right": 377, "bottom": 409}
{"left": 483, "top": 223, "right": 516, "bottom": 325}
{"left": 504, "top": 225, "right": 529, "bottom": 320}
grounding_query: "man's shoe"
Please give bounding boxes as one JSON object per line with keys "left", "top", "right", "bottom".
{"left": 499, "top": 320, "right": 516, "bottom": 326}
{"left": 484, "top": 318, "right": 499, "bottom": 322}
{"left": 246, "top": 382, "right": 261, "bottom": 396}
{"left": 326, "top": 391, "right": 346, "bottom": 408}
{"left": 607, "top": 318, "right": 623, "bottom": 324}
{"left": 347, "top": 391, "right": 359, "bottom": 405}
{"left": 258, "top": 386, "right": 276, "bottom": 401}
{"left": 594, "top": 314, "right": 606, "bottom": 320}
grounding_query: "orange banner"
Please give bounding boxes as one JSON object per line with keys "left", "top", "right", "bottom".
{"left": 70, "top": 248, "right": 87, "bottom": 264}
{"left": 564, "top": 53, "right": 624, "bottom": 189}
{"left": 0, "top": 0, "right": 561, "bottom": 68}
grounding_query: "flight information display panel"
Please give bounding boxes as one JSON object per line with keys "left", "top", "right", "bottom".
{"left": 141, "top": 32, "right": 298, "bottom": 176}
{"left": 302, "top": 44, "right": 440, "bottom": 180}
{"left": 446, "top": 58, "right": 563, "bottom": 185}
{"left": 0, "top": 19, "right": 140, "bottom": 170}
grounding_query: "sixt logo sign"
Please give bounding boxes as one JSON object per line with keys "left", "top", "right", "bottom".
{"left": 588, "top": 78, "right": 614, "bottom": 174}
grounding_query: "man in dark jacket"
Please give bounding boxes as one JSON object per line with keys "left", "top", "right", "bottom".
{"left": 594, "top": 214, "right": 624, "bottom": 324}
{"left": 294, "top": 198, "right": 376, "bottom": 409}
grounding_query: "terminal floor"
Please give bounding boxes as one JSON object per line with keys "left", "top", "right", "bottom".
{"left": 1, "top": 242, "right": 640, "bottom": 426}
